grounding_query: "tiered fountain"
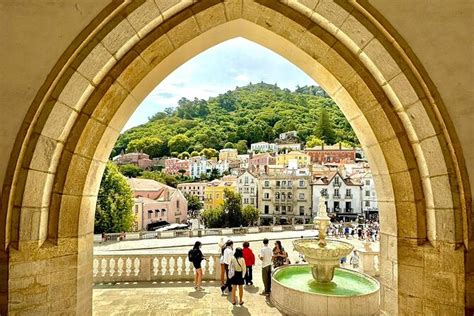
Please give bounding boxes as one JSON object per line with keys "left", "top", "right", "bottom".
{"left": 271, "top": 194, "right": 380, "bottom": 315}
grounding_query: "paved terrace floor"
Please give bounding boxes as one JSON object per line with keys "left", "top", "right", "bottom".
{"left": 93, "top": 231, "right": 378, "bottom": 315}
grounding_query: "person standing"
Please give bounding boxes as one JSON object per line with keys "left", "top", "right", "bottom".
{"left": 350, "top": 250, "right": 360, "bottom": 270}
{"left": 218, "top": 238, "right": 226, "bottom": 287}
{"left": 242, "top": 241, "right": 255, "bottom": 285}
{"left": 259, "top": 238, "right": 273, "bottom": 296}
{"left": 230, "top": 247, "right": 247, "bottom": 305}
{"left": 220, "top": 240, "right": 234, "bottom": 294}
{"left": 189, "top": 241, "right": 206, "bottom": 291}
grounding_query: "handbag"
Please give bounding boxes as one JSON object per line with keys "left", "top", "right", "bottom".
{"left": 228, "top": 263, "right": 235, "bottom": 279}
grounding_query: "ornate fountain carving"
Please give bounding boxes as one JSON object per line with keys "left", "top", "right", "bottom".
{"left": 293, "top": 193, "right": 354, "bottom": 282}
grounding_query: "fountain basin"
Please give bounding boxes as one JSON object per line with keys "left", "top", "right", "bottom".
{"left": 271, "top": 265, "right": 380, "bottom": 316}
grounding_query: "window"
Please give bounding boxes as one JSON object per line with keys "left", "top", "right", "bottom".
{"left": 244, "top": 198, "right": 249, "bottom": 204}
{"left": 334, "top": 189, "right": 339, "bottom": 196}
{"left": 239, "top": 188, "right": 243, "bottom": 193}
{"left": 245, "top": 177, "right": 249, "bottom": 184}
{"left": 276, "top": 180, "right": 281, "bottom": 187}
{"left": 176, "top": 200, "right": 179, "bottom": 209}
{"left": 287, "top": 192, "right": 292, "bottom": 200}
{"left": 288, "top": 206, "right": 292, "bottom": 212}
{"left": 282, "top": 181, "right": 286, "bottom": 187}
{"left": 365, "top": 180, "right": 370, "bottom": 185}
{"left": 288, "top": 180, "right": 292, "bottom": 187}
{"left": 264, "top": 192, "right": 270, "bottom": 199}
{"left": 250, "top": 197, "right": 254, "bottom": 204}
{"left": 135, "top": 205, "right": 138, "bottom": 214}
{"left": 275, "top": 206, "right": 280, "bottom": 212}
{"left": 281, "top": 192, "right": 286, "bottom": 200}
{"left": 281, "top": 206, "right": 286, "bottom": 214}
{"left": 299, "top": 180, "right": 305, "bottom": 187}
{"left": 365, "top": 191, "right": 370, "bottom": 197}
{"left": 299, "top": 193, "right": 305, "bottom": 200}
{"left": 244, "top": 187, "right": 249, "bottom": 193}
{"left": 322, "top": 189, "right": 328, "bottom": 196}
{"left": 264, "top": 181, "right": 270, "bottom": 187}
{"left": 346, "top": 189, "right": 351, "bottom": 196}
{"left": 334, "top": 177, "right": 340, "bottom": 184}
{"left": 250, "top": 187, "right": 255, "bottom": 194}
{"left": 264, "top": 205, "right": 269, "bottom": 214}
{"left": 216, "top": 194, "right": 220, "bottom": 199}
{"left": 365, "top": 201, "right": 370, "bottom": 207}
{"left": 275, "top": 192, "right": 280, "bottom": 200}
{"left": 147, "top": 211, "right": 152, "bottom": 219}
{"left": 299, "top": 206, "right": 304, "bottom": 215}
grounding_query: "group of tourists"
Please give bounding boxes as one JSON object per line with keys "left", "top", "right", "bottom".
{"left": 328, "top": 220, "right": 380, "bottom": 242}
{"left": 189, "top": 238, "right": 292, "bottom": 306}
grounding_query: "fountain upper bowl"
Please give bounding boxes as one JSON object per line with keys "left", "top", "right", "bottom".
{"left": 293, "top": 239, "right": 354, "bottom": 262}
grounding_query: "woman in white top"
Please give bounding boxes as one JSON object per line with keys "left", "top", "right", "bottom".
{"left": 230, "top": 247, "right": 246, "bottom": 305}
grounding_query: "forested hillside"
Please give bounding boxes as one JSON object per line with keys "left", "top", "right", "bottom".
{"left": 112, "top": 83, "right": 358, "bottom": 158}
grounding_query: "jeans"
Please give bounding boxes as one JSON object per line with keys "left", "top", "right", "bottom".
{"left": 245, "top": 266, "right": 253, "bottom": 284}
{"left": 262, "top": 265, "right": 272, "bottom": 293}
{"left": 221, "top": 263, "right": 232, "bottom": 292}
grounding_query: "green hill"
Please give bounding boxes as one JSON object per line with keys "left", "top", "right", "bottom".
{"left": 112, "top": 82, "right": 359, "bottom": 158}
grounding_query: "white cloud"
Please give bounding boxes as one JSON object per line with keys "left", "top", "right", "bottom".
{"left": 235, "top": 74, "right": 250, "bottom": 82}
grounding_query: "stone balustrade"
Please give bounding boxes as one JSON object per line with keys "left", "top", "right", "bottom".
{"left": 94, "top": 224, "right": 316, "bottom": 243}
{"left": 93, "top": 253, "right": 221, "bottom": 283}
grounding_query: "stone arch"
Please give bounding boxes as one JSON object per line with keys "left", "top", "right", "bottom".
{"left": 0, "top": 0, "right": 470, "bottom": 314}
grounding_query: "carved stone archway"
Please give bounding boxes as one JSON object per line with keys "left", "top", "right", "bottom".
{"left": 0, "top": 1, "right": 471, "bottom": 314}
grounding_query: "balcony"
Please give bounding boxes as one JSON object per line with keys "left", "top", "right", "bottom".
{"left": 345, "top": 194, "right": 353, "bottom": 199}
{"left": 333, "top": 194, "right": 341, "bottom": 199}
{"left": 333, "top": 182, "right": 341, "bottom": 187}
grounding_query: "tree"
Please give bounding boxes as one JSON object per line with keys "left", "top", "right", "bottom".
{"left": 178, "top": 151, "right": 190, "bottom": 159}
{"left": 118, "top": 164, "right": 143, "bottom": 178}
{"left": 201, "top": 207, "right": 224, "bottom": 228}
{"left": 94, "top": 162, "right": 135, "bottom": 233}
{"left": 315, "top": 108, "right": 336, "bottom": 144}
{"left": 185, "top": 194, "right": 203, "bottom": 217}
{"left": 306, "top": 136, "right": 323, "bottom": 148}
{"left": 126, "top": 136, "right": 164, "bottom": 158}
{"left": 224, "top": 142, "right": 234, "bottom": 149}
{"left": 190, "top": 151, "right": 200, "bottom": 157}
{"left": 223, "top": 189, "right": 243, "bottom": 227}
{"left": 242, "top": 205, "right": 259, "bottom": 226}
{"left": 200, "top": 148, "right": 218, "bottom": 159}
{"left": 140, "top": 171, "right": 178, "bottom": 188}
{"left": 235, "top": 140, "right": 248, "bottom": 154}
{"left": 168, "top": 134, "right": 191, "bottom": 154}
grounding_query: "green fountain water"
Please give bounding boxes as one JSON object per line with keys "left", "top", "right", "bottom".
{"left": 273, "top": 265, "right": 378, "bottom": 296}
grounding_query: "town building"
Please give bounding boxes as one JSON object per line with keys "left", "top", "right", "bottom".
{"left": 219, "top": 148, "right": 238, "bottom": 161}
{"left": 279, "top": 131, "right": 298, "bottom": 140}
{"left": 257, "top": 170, "right": 312, "bottom": 225}
{"left": 311, "top": 171, "right": 363, "bottom": 221}
{"left": 114, "top": 152, "right": 153, "bottom": 169}
{"left": 248, "top": 153, "right": 276, "bottom": 174}
{"left": 203, "top": 176, "right": 237, "bottom": 210}
{"left": 164, "top": 158, "right": 190, "bottom": 176}
{"left": 305, "top": 144, "right": 356, "bottom": 164}
{"left": 276, "top": 143, "right": 302, "bottom": 152}
{"left": 189, "top": 156, "right": 213, "bottom": 179}
{"left": 237, "top": 171, "right": 258, "bottom": 209}
{"left": 177, "top": 182, "right": 208, "bottom": 202}
{"left": 250, "top": 141, "right": 277, "bottom": 153}
{"left": 361, "top": 170, "right": 378, "bottom": 216}
{"left": 276, "top": 151, "right": 311, "bottom": 168}
{"left": 128, "top": 178, "right": 188, "bottom": 230}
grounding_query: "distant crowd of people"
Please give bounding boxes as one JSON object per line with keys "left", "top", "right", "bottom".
{"left": 328, "top": 220, "right": 380, "bottom": 242}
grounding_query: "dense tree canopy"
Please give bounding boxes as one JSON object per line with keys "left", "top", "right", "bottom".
{"left": 94, "top": 163, "right": 135, "bottom": 233}
{"left": 111, "top": 83, "right": 359, "bottom": 158}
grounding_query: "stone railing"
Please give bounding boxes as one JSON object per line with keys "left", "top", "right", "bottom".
{"left": 93, "top": 252, "right": 221, "bottom": 283}
{"left": 94, "top": 224, "right": 316, "bottom": 243}
{"left": 357, "top": 243, "right": 380, "bottom": 277}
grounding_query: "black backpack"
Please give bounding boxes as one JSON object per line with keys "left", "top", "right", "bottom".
{"left": 188, "top": 249, "right": 196, "bottom": 261}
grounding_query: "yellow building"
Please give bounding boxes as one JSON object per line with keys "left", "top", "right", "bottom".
{"left": 276, "top": 151, "right": 310, "bottom": 167}
{"left": 219, "top": 148, "right": 238, "bottom": 161}
{"left": 204, "top": 178, "right": 236, "bottom": 210}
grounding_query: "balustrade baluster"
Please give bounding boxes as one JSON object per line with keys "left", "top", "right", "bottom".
{"left": 125, "top": 257, "right": 132, "bottom": 276}
{"left": 109, "top": 258, "right": 116, "bottom": 277}
{"left": 100, "top": 258, "right": 108, "bottom": 277}
{"left": 133, "top": 257, "right": 140, "bottom": 276}
{"left": 117, "top": 258, "right": 124, "bottom": 277}
{"left": 93, "top": 258, "right": 99, "bottom": 278}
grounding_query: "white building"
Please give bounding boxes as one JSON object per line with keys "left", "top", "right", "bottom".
{"left": 250, "top": 142, "right": 277, "bottom": 153}
{"left": 177, "top": 182, "right": 208, "bottom": 202}
{"left": 277, "top": 143, "right": 302, "bottom": 152}
{"left": 237, "top": 154, "right": 250, "bottom": 169}
{"left": 312, "top": 171, "right": 363, "bottom": 221}
{"left": 279, "top": 131, "right": 298, "bottom": 140}
{"left": 361, "top": 170, "right": 378, "bottom": 214}
{"left": 237, "top": 171, "right": 258, "bottom": 209}
{"left": 189, "top": 156, "right": 213, "bottom": 179}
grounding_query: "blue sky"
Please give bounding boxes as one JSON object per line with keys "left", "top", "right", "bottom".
{"left": 123, "top": 37, "right": 317, "bottom": 131}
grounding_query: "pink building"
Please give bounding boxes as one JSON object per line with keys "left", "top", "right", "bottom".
{"left": 114, "top": 152, "right": 153, "bottom": 169}
{"left": 128, "top": 178, "right": 188, "bottom": 230}
{"left": 164, "top": 158, "right": 190, "bottom": 176}
{"left": 248, "top": 153, "right": 276, "bottom": 174}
